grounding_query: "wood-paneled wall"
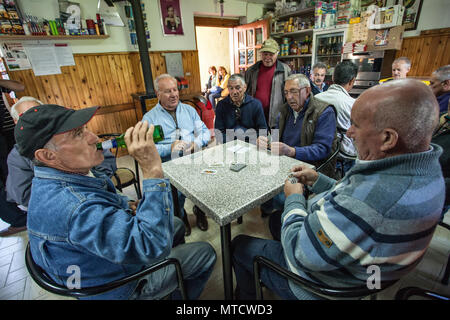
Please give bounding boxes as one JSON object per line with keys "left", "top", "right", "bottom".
{"left": 7, "top": 50, "right": 202, "bottom": 136}
{"left": 396, "top": 28, "right": 450, "bottom": 77}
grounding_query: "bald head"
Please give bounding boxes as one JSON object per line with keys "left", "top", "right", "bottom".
{"left": 363, "top": 79, "right": 438, "bottom": 153}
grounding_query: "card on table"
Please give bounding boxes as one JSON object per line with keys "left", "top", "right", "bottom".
{"left": 201, "top": 169, "right": 218, "bottom": 175}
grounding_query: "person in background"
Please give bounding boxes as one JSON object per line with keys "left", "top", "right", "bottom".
{"left": 214, "top": 73, "right": 267, "bottom": 144}
{"left": 208, "top": 66, "right": 230, "bottom": 110}
{"left": 204, "top": 66, "right": 217, "bottom": 100}
{"left": 245, "top": 38, "right": 291, "bottom": 128}
{"left": 432, "top": 99, "right": 450, "bottom": 214}
{"left": 309, "top": 62, "right": 329, "bottom": 96}
{"left": 392, "top": 57, "right": 411, "bottom": 80}
{"left": 379, "top": 57, "right": 412, "bottom": 84}
{"left": 429, "top": 65, "right": 450, "bottom": 115}
{"left": 0, "top": 79, "right": 24, "bottom": 182}
{"left": 143, "top": 74, "right": 211, "bottom": 234}
{"left": 16, "top": 105, "right": 216, "bottom": 300}
{"left": 232, "top": 79, "right": 445, "bottom": 300}
{"left": 0, "top": 78, "right": 25, "bottom": 237}
{"left": 315, "top": 61, "right": 359, "bottom": 174}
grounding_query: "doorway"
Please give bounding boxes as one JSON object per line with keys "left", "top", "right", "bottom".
{"left": 195, "top": 25, "right": 234, "bottom": 91}
{"left": 194, "top": 17, "right": 239, "bottom": 91}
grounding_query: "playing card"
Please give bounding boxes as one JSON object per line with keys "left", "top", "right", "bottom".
{"left": 209, "top": 162, "right": 224, "bottom": 168}
{"left": 201, "top": 169, "right": 217, "bottom": 175}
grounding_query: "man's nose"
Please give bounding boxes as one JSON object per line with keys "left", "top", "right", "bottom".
{"left": 88, "top": 130, "right": 99, "bottom": 143}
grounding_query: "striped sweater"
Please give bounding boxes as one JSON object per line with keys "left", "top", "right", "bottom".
{"left": 281, "top": 144, "right": 445, "bottom": 297}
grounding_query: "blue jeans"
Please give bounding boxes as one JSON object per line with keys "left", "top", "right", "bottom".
{"left": 231, "top": 234, "right": 298, "bottom": 300}
{"left": 208, "top": 87, "right": 223, "bottom": 110}
{"left": 0, "top": 180, "right": 27, "bottom": 228}
{"left": 131, "top": 217, "right": 217, "bottom": 300}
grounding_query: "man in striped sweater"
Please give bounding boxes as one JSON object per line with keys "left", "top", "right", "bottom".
{"left": 232, "top": 79, "right": 445, "bottom": 299}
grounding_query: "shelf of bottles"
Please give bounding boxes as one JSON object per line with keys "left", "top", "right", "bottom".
{"left": 314, "top": 33, "right": 344, "bottom": 76}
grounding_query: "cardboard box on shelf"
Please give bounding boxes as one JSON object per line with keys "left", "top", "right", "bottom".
{"left": 368, "top": 5, "right": 405, "bottom": 30}
{"left": 367, "top": 25, "right": 405, "bottom": 51}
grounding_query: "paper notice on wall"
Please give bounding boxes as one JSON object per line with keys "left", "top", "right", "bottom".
{"left": 54, "top": 43, "right": 75, "bottom": 67}
{"left": 23, "top": 41, "right": 61, "bottom": 76}
{"left": 1, "top": 42, "right": 32, "bottom": 71}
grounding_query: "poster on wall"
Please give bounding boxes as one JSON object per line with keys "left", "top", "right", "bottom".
{"left": 1, "top": 42, "right": 32, "bottom": 70}
{"left": 400, "top": 0, "right": 423, "bottom": 31}
{"left": 23, "top": 41, "right": 61, "bottom": 76}
{"left": 159, "top": 0, "right": 184, "bottom": 36}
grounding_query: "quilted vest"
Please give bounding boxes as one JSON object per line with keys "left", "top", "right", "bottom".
{"left": 278, "top": 94, "right": 338, "bottom": 179}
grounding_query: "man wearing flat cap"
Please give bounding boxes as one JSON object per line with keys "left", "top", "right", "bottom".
{"left": 16, "top": 105, "right": 216, "bottom": 300}
{"left": 245, "top": 38, "right": 291, "bottom": 129}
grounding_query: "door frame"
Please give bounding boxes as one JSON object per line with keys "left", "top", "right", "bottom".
{"left": 232, "top": 18, "right": 270, "bottom": 74}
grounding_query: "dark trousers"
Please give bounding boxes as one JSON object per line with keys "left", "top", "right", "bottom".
{"left": 0, "top": 133, "right": 27, "bottom": 228}
{"left": 0, "top": 180, "right": 27, "bottom": 228}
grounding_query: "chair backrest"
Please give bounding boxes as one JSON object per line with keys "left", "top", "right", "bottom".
{"left": 25, "top": 243, "right": 187, "bottom": 299}
{"left": 316, "top": 128, "right": 344, "bottom": 175}
{"left": 395, "top": 286, "right": 450, "bottom": 300}
{"left": 253, "top": 255, "right": 397, "bottom": 300}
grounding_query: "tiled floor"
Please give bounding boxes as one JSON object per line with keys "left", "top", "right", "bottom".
{"left": 1, "top": 154, "right": 449, "bottom": 300}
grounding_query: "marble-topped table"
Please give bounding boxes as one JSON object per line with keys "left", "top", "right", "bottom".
{"left": 162, "top": 140, "right": 314, "bottom": 300}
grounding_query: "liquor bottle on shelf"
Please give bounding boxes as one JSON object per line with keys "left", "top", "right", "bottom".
{"left": 96, "top": 125, "right": 164, "bottom": 150}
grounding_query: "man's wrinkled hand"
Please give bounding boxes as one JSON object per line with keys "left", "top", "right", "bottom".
{"left": 124, "top": 121, "right": 163, "bottom": 179}
{"left": 290, "top": 165, "right": 318, "bottom": 186}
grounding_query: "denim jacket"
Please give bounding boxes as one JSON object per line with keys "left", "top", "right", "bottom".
{"left": 27, "top": 166, "right": 174, "bottom": 299}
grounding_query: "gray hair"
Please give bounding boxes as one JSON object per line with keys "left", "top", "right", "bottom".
{"left": 10, "top": 96, "right": 44, "bottom": 121}
{"left": 312, "top": 62, "right": 327, "bottom": 71}
{"left": 372, "top": 79, "right": 438, "bottom": 152}
{"left": 228, "top": 73, "right": 246, "bottom": 87}
{"left": 285, "top": 74, "right": 310, "bottom": 88}
{"left": 32, "top": 139, "right": 59, "bottom": 167}
{"left": 433, "top": 65, "right": 450, "bottom": 82}
{"left": 393, "top": 57, "right": 411, "bottom": 69}
{"left": 154, "top": 73, "right": 177, "bottom": 92}
{"left": 333, "top": 61, "right": 358, "bottom": 86}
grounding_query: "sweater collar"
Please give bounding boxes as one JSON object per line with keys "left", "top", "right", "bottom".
{"left": 349, "top": 144, "right": 443, "bottom": 177}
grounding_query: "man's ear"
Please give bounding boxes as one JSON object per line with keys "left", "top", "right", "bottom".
{"left": 305, "top": 87, "right": 311, "bottom": 95}
{"left": 380, "top": 128, "right": 398, "bottom": 152}
{"left": 442, "top": 79, "right": 450, "bottom": 91}
{"left": 34, "top": 148, "right": 58, "bottom": 166}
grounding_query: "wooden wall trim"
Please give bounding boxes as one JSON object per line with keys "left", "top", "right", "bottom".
{"left": 96, "top": 102, "right": 135, "bottom": 116}
{"left": 396, "top": 28, "right": 450, "bottom": 77}
{"left": 6, "top": 50, "right": 202, "bottom": 137}
{"left": 194, "top": 16, "right": 240, "bottom": 27}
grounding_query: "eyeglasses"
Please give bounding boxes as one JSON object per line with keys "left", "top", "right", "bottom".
{"left": 234, "top": 107, "right": 241, "bottom": 122}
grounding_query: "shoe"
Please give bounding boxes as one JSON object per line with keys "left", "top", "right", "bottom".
{"left": 193, "top": 205, "right": 208, "bottom": 231}
{"left": 0, "top": 225, "right": 27, "bottom": 237}
{"left": 260, "top": 206, "right": 275, "bottom": 218}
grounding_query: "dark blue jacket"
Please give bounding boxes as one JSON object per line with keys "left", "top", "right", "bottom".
{"left": 310, "top": 80, "right": 329, "bottom": 96}
{"left": 214, "top": 94, "right": 268, "bottom": 143}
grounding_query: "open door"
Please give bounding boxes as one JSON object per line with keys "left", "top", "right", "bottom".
{"left": 233, "top": 19, "right": 270, "bottom": 74}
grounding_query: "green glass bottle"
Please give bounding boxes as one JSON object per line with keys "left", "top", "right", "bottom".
{"left": 96, "top": 125, "right": 164, "bottom": 150}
